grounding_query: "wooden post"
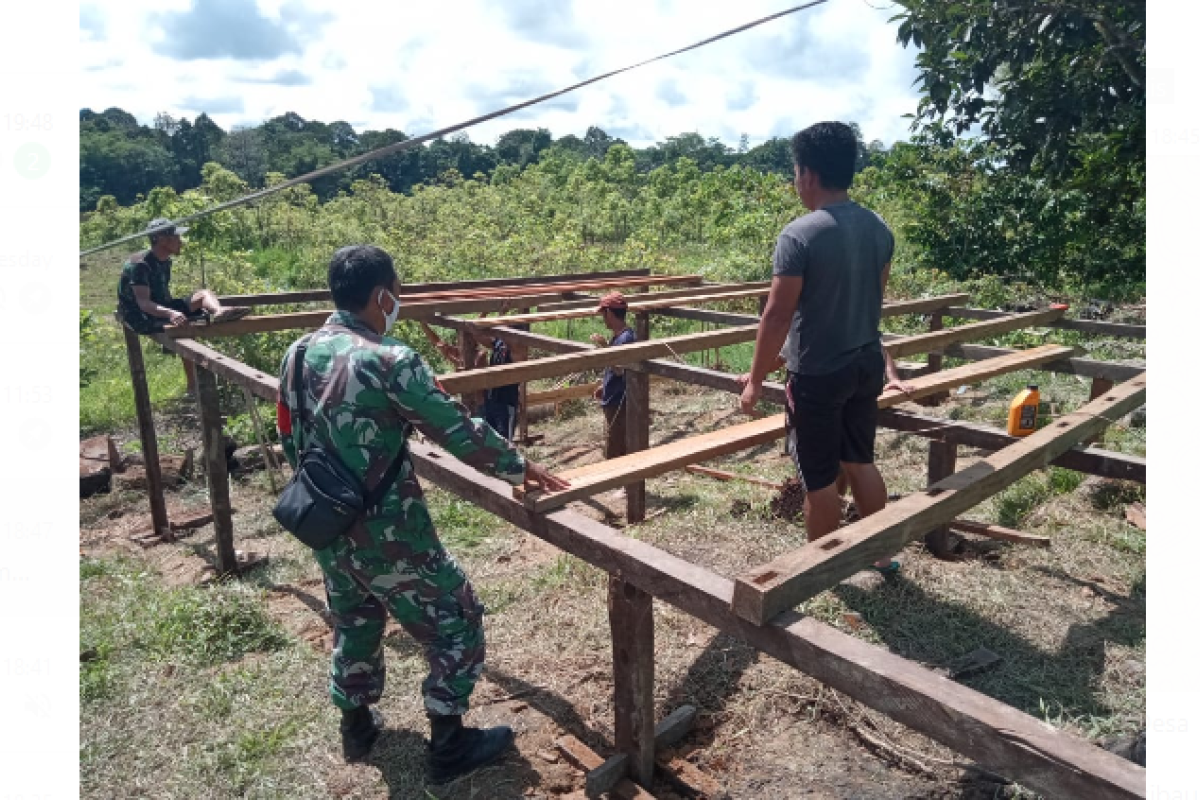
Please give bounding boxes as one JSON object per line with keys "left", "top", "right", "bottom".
{"left": 121, "top": 324, "right": 171, "bottom": 539}
{"left": 924, "top": 439, "right": 957, "bottom": 558}
{"left": 626, "top": 312, "right": 651, "bottom": 524}
{"left": 517, "top": 308, "right": 530, "bottom": 444}
{"left": 608, "top": 576, "right": 656, "bottom": 788}
{"left": 195, "top": 367, "right": 238, "bottom": 575}
{"left": 460, "top": 326, "right": 479, "bottom": 413}
{"left": 1084, "top": 377, "right": 1115, "bottom": 445}
{"left": 918, "top": 312, "right": 945, "bottom": 407}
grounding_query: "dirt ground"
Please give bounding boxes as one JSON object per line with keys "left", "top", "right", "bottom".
{"left": 80, "top": 379, "right": 1145, "bottom": 799}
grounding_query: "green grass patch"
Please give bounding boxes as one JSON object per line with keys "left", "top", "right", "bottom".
{"left": 994, "top": 468, "right": 1084, "bottom": 527}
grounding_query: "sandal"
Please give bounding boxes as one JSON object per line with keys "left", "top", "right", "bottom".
{"left": 211, "top": 306, "right": 252, "bottom": 323}
{"left": 869, "top": 560, "right": 901, "bottom": 576}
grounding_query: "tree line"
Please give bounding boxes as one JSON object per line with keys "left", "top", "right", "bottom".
{"left": 79, "top": 108, "right": 883, "bottom": 212}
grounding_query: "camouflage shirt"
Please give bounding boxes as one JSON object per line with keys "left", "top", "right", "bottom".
{"left": 277, "top": 311, "right": 527, "bottom": 529}
{"left": 116, "top": 250, "right": 174, "bottom": 326}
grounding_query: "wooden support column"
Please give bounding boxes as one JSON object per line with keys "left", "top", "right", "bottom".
{"left": 1085, "top": 377, "right": 1115, "bottom": 445}
{"left": 195, "top": 367, "right": 238, "bottom": 575}
{"left": 609, "top": 576, "right": 656, "bottom": 788}
{"left": 517, "top": 307, "right": 530, "bottom": 444}
{"left": 459, "top": 326, "right": 480, "bottom": 413}
{"left": 627, "top": 312, "right": 651, "bottom": 523}
{"left": 924, "top": 440, "right": 957, "bottom": 558}
{"left": 918, "top": 312, "right": 945, "bottom": 407}
{"left": 121, "top": 324, "right": 170, "bottom": 538}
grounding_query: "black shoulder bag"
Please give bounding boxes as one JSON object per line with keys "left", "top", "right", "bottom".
{"left": 272, "top": 338, "right": 408, "bottom": 549}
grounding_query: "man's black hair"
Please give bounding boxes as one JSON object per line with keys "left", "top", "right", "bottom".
{"left": 327, "top": 245, "right": 399, "bottom": 311}
{"left": 607, "top": 307, "right": 628, "bottom": 321}
{"left": 790, "top": 122, "right": 857, "bottom": 191}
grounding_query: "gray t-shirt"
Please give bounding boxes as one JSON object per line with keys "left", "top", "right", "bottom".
{"left": 773, "top": 201, "right": 895, "bottom": 376}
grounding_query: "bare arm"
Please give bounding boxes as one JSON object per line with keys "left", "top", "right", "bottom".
{"left": 880, "top": 263, "right": 913, "bottom": 394}
{"left": 740, "top": 275, "right": 802, "bottom": 413}
{"left": 133, "top": 285, "right": 187, "bottom": 325}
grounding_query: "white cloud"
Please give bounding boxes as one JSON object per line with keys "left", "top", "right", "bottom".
{"left": 78, "top": 0, "right": 922, "bottom": 146}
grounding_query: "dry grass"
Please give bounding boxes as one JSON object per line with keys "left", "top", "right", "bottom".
{"left": 80, "top": 367, "right": 1145, "bottom": 799}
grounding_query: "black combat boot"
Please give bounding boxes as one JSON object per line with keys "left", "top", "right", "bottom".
{"left": 341, "top": 705, "right": 383, "bottom": 762}
{"left": 426, "top": 714, "right": 515, "bottom": 783}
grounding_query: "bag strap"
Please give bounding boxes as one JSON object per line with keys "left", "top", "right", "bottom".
{"left": 292, "top": 326, "right": 410, "bottom": 511}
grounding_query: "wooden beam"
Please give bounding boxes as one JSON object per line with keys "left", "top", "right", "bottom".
{"left": 884, "top": 307, "right": 1067, "bottom": 359}
{"left": 520, "top": 344, "right": 1079, "bottom": 511}
{"left": 944, "top": 306, "right": 1146, "bottom": 340}
{"left": 685, "top": 465, "right": 784, "bottom": 490}
{"left": 468, "top": 287, "right": 771, "bottom": 328}
{"left": 732, "top": 374, "right": 1147, "bottom": 624}
{"left": 153, "top": 335, "right": 279, "bottom": 401}
{"left": 195, "top": 367, "right": 238, "bottom": 575}
{"left": 427, "top": 323, "right": 1146, "bottom": 483}
{"left": 654, "top": 292, "right": 971, "bottom": 327}
{"left": 533, "top": 281, "right": 771, "bottom": 313}
{"left": 924, "top": 440, "right": 957, "bottom": 558}
{"left": 217, "top": 268, "right": 653, "bottom": 305}
{"left": 939, "top": 342, "right": 1143, "bottom": 383}
{"left": 408, "top": 440, "right": 1145, "bottom": 800}
{"left": 609, "top": 577, "right": 656, "bottom": 787}
{"left": 436, "top": 326, "right": 760, "bottom": 395}
{"left": 121, "top": 324, "right": 170, "bottom": 538}
{"left": 518, "top": 415, "right": 785, "bottom": 512}
{"left": 949, "top": 519, "right": 1051, "bottom": 548}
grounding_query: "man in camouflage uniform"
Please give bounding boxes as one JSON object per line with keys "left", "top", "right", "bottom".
{"left": 276, "top": 245, "right": 568, "bottom": 780}
{"left": 116, "top": 217, "right": 250, "bottom": 393}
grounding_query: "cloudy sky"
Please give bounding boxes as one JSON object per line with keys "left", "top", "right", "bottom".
{"left": 79, "top": 0, "right": 922, "bottom": 148}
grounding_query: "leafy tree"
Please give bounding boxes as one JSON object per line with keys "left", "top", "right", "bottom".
{"left": 495, "top": 127, "right": 553, "bottom": 167}
{"left": 217, "top": 126, "right": 268, "bottom": 188}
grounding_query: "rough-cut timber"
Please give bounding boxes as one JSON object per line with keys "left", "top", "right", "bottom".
{"left": 218, "top": 268, "right": 653, "bottom": 305}
{"left": 518, "top": 415, "right": 784, "bottom": 511}
{"left": 654, "top": 292, "right": 970, "bottom": 328}
{"left": 924, "top": 440, "right": 957, "bottom": 558}
{"left": 884, "top": 307, "right": 1068, "bottom": 359}
{"left": 950, "top": 519, "right": 1051, "bottom": 547}
{"left": 944, "top": 305, "right": 1146, "bottom": 340}
{"left": 154, "top": 335, "right": 279, "bottom": 401}
{"left": 536, "top": 281, "right": 771, "bottom": 313}
{"left": 195, "top": 367, "right": 239, "bottom": 575}
{"left": 468, "top": 287, "right": 770, "bottom": 327}
{"left": 436, "top": 326, "right": 761, "bottom": 395}
{"left": 408, "top": 439, "right": 1145, "bottom": 800}
{"left": 526, "top": 382, "right": 601, "bottom": 406}
{"left": 519, "top": 344, "right": 1078, "bottom": 511}
{"left": 732, "top": 373, "right": 1147, "bottom": 624}
{"left": 122, "top": 323, "right": 170, "bottom": 537}
{"left": 609, "top": 577, "right": 656, "bottom": 786}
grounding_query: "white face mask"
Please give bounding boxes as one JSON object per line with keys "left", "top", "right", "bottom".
{"left": 378, "top": 288, "right": 401, "bottom": 333}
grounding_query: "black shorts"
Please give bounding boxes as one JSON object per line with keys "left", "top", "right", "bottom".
{"left": 785, "top": 346, "right": 884, "bottom": 492}
{"left": 125, "top": 298, "right": 205, "bottom": 335}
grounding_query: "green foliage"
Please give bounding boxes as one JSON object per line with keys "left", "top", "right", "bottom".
{"left": 80, "top": 310, "right": 100, "bottom": 388}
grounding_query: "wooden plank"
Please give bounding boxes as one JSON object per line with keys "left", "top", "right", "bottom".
{"left": 217, "top": 268, "right": 652, "bottom": 305}
{"left": 950, "top": 519, "right": 1051, "bottom": 547}
{"left": 587, "top": 754, "right": 630, "bottom": 798}
{"left": 195, "top": 367, "right": 238, "bottom": 575}
{"left": 469, "top": 287, "right": 771, "bottom": 328}
{"left": 121, "top": 324, "right": 170, "bottom": 538}
{"left": 527, "top": 382, "right": 601, "bottom": 406}
{"left": 732, "top": 373, "right": 1147, "bottom": 624}
{"left": 408, "top": 440, "right": 1145, "bottom": 800}
{"left": 944, "top": 305, "right": 1146, "bottom": 340}
{"left": 919, "top": 312, "right": 946, "bottom": 407}
{"left": 1085, "top": 377, "right": 1116, "bottom": 445}
{"left": 924, "top": 440, "right": 957, "bottom": 558}
{"left": 626, "top": 313, "right": 652, "bottom": 524}
{"left": 654, "top": 705, "right": 698, "bottom": 749}
{"left": 656, "top": 755, "right": 723, "bottom": 799}
{"left": 939, "top": 342, "right": 1144, "bottom": 383}
{"left": 520, "top": 345, "right": 1079, "bottom": 511}
{"left": 557, "top": 736, "right": 657, "bottom": 800}
{"left": 519, "top": 415, "right": 784, "bottom": 512}
{"left": 655, "top": 292, "right": 971, "bottom": 327}
{"left": 153, "top": 335, "right": 279, "bottom": 401}
{"left": 436, "top": 326, "right": 760, "bottom": 395}
{"left": 685, "top": 465, "right": 784, "bottom": 490}
{"left": 610, "top": 577, "right": 656, "bottom": 786}
{"left": 884, "top": 308, "right": 1067, "bottom": 359}
{"left": 536, "top": 282, "right": 771, "bottom": 313}
{"left": 878, "top": 408, "right": 1145, "bottom": 483}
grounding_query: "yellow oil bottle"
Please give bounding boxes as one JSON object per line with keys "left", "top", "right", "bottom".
{"left": 1007, "top": 384, "right": 1040, "bottom": 437}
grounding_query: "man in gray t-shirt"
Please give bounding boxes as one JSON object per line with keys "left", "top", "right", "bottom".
{"left": 740, "top": 122, "right": 910, "bottom": 572}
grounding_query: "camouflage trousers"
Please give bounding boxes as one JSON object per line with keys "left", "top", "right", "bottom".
{"left": 312, "top": 507, "right": 486, "bottom": 716}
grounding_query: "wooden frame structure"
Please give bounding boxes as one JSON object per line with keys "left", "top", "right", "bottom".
{"left": 119, "top": 268, "right": 1147, "bottom": 798}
